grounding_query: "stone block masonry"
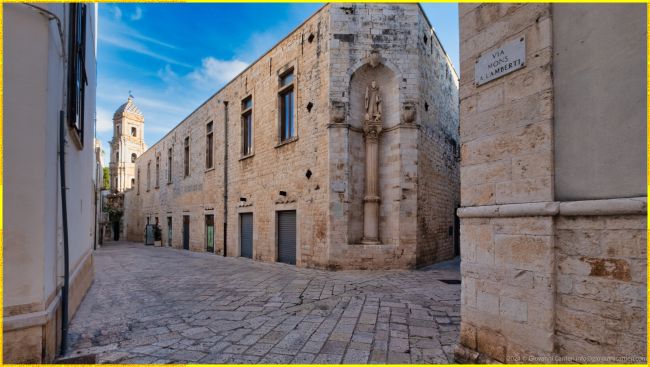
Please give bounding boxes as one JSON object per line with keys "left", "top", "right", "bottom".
{"left": 456, "top": 3, "right": 646, "bottom": 363}
{"left": 123, "top": 3, "right": 460, "bottom": 270}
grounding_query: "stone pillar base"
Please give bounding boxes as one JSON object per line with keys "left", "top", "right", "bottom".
{"left": 360, "top": 238, "right": 380, "bottom": 245}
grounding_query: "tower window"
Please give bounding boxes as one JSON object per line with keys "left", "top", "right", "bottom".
{"left": 131, "top": 153, "right": 137, "bottom": 163}
{"left": 131, "top": 127, "right": 137, "bottom": 137}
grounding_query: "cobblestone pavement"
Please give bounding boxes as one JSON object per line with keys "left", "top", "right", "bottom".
{"left": 66, "top": 241, "right": 460, "bottom": 364}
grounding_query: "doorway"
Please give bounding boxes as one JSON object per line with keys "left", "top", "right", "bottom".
{"left": 182, "top": 215, "right": 190, "bottom": 250}
{"left": 240, "top": 213, "right": 253, "bottom": 258}
{"left": 205, "top": 214, "right": 214, "bottom": 253}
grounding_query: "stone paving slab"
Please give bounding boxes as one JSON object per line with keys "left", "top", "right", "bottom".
{"left": 65, "top": 241, "right": 460, "bottom": 363}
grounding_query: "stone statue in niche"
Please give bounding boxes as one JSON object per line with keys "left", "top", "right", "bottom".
{"left": 364, "top": 80, "right": 382, "bottom": 122}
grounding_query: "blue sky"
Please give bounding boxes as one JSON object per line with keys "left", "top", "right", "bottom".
{"left": 96, "top": 3, "right": 459, "bottom": 158}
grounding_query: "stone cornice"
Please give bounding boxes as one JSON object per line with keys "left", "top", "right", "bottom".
{"left": 457, "top": 197, "right": 647, "bottom": 218}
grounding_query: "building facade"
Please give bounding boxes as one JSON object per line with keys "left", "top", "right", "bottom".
{"left": 124, "top": 3, "right": 460, "bottom": 269}
{"left": 3, "top": 3, "right": 97, "bottom": 363}
{"left": 455, "top": 3, "right": 646, "bottom": 363}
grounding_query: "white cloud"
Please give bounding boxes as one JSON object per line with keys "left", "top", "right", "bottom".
{"left": 113, "top": 6, "right": 122, "bottom": 21}
{"left": 130, "top": 7, "right": 143, "bottom": 21}
{"left": 188, "top": 57, "right": 248, "bottom": 86}
{"left": 100, "top": 33, "right": 191, "bottom": 68}
{"left": 157, "top": 64, "right": 178, "bottom": 84}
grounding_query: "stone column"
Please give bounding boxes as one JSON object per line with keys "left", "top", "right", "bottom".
{"left": 361, "top": 80, "right": 383, "bottom": 245}
{"left": 362, "top": 125, "right": 381, "bottom": 244}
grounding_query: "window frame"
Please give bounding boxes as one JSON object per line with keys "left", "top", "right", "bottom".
{"left": 147, "top": 161, "right": 151, "bottom": 192}
{"left": 167, "top": 147, "right": 173, "bottom": 184}
{"left": 241, "top": 95, "right": 254, "bottom": 158}
{"left": 184, "top": 136, "right": 190, "bottom": 178}
{"left": 66, "top": 3, "right": 88, "bottom": 149}
{"left": 205, "top": 121, "right": 214, "bottom": 169}
{"left": 277, "top": 68, "right": 297, "bottom": 145}
{"left": 155, "top": 154, "right": 160, "bottom": 189}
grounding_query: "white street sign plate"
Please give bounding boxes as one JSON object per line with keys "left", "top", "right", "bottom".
{"left": 475, "top": 36, "right": 526, "bottom": 86}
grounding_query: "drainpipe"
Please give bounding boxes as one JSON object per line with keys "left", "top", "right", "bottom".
{"left": 223, "top": 101, "right": 229, "bottom": 256}
{"left": 59, "top": 111, "right": 70, "bottom": 355}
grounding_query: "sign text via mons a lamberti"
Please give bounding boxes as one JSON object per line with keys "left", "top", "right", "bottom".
{"left": 475, "top": 36, "right": 526, "bottom": 86}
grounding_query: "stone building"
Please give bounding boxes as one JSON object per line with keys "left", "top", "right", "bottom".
{"left": 109, "top": 95, "right": 147, "bottom": 192}
{"left": 3, "top": 3, "right": 97, "bottom": 362}
{"left": 455, "top": 3, "right": 646, "bottom": 363}
{"left": 106, "top": 96, "right": 147, "bottom": 240}
{"left": 124, "top": 3, "right": 460, "bottom": 269}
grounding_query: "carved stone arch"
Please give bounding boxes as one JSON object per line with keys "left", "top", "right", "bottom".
{"left": 346, "top": 52, "right": 402, "bottom": 84}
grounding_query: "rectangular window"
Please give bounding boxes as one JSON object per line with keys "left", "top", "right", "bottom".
{"left": 184, "top": 137, "right": 190, "bottom": 177}
{"left": 167, "top": 148, "right": 172, "bottom": 183}
{"left": 155, "top": 155, "right": 160, "bottom": 188}
{"left": 137, "top": 168, "right": 140, "bottom": 195}
{"left": 66, "top": 3, "right": 87, "bottom": 148}
{"left": 206, "top": 122, "right": 214, "bottom": 169}
{"left": 147, "top": 161, "right": 151, "bottom": 191}
{"left": 241, "top": 96, "right": 253, "bottom": 156}
{"left": 279, "top": 70, "right": 295, "bottom": 142}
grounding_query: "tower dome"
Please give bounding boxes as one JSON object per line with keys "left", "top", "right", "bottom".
{"left": 113, "top": 95, "right": 143, "bottom": 119}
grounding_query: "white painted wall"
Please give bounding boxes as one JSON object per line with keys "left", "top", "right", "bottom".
{"left": 3, "top": 3, "right": 97, "bottom": 311}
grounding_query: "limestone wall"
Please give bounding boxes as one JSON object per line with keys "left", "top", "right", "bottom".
{"left": 556, "top": 213, "right": 646, "bottom": 357}
{"left": 125, "top": 3, "right": 459, "bottom": 270}
{"left": 457, "top": 3, "right": 646, "bottom": 363}
{"left": 416, "top": 9, "right": 460, "bottom": 266}
{"left": 126, "top": 6, "right": 331, "bottom": 267}
{"left": 326, "top": 3, "right": 459, "bottom": 269}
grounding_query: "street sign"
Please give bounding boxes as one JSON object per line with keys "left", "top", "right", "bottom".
{"left": 475, "top": 36, "right": 526, "bottom": 86}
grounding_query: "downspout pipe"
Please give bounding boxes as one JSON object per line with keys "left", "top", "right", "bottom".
{"left": 59, "top": 111, "right": 70, "bottom": 355}
{"left": 223, "top": 101, "right": 229, "bottom": 257}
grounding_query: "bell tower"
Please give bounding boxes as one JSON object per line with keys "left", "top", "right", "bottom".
{"left": 109, "top": 94, "right": 146, "bottom": 192}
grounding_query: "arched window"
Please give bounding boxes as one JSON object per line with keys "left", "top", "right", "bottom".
{"left": 131, "top": 153, "right": 137, "bottom": 163}
{"left": 131, "top": 178, "right": 135, "bottom": 188}
{"left": 116, "top": 151, "right": 119, "bottom": 162}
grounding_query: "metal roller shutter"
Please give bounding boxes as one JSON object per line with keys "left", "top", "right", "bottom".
{"left": 240, "top": 213, "right": 253, "bottom": 258}
{"left": 277, "top": 211, "right": 296, "bottom": 265}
